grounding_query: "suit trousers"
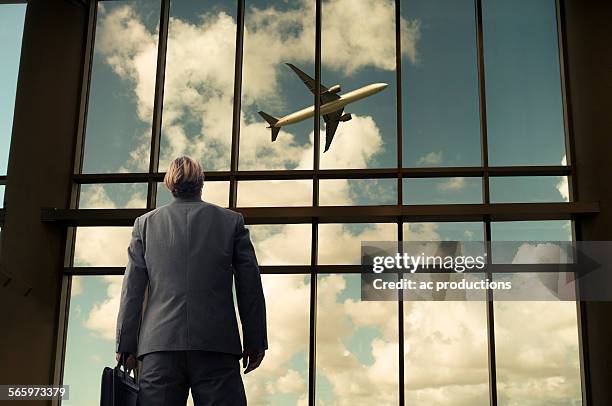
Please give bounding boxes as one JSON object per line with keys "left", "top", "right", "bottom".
{"left": 137, "top": 350, "right": 247, "bottom": 406}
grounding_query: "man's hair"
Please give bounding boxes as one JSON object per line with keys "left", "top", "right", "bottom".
{"left": 163, "top": 155, "right": 205, "bottom": 198}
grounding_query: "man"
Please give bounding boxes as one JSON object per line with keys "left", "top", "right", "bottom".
{"left": 115, "top": 155, "right": 267, "bottom": 405}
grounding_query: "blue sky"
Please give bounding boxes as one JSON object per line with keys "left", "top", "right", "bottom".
{"left": 0, "top": 3, "right": 26, "bottom": 177}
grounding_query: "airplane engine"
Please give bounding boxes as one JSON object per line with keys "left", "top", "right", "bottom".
{"left": 339, "top": 113, "right": 352, "bottom": 122}
{"left": 325, "top": 84, "right": 341, "bottom": 94}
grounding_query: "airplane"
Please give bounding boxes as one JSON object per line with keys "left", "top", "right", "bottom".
{"left": 258, "top": 63, "right": 388, "bottom": 152}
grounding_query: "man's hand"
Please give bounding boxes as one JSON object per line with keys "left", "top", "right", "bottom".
{"left": 115, "top": 352, "right": 137, "bottom": 371}
{"left": 242, "top": 348, "right": 265, "bottom": 374}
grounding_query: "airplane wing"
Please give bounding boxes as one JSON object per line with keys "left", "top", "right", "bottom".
{"left": 285, "top": 63, "right": 340, "bottom": 104}
{"left": 322, "top": 107, "right": 343, "bottom": 152}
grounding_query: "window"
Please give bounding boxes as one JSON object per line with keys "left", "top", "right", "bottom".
{"left": 62, "top": 0, "right": 584, "bottom": 404}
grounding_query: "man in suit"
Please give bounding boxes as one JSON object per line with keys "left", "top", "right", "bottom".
{"left": 115, "top": 155, "right": 267, "bottom": 405}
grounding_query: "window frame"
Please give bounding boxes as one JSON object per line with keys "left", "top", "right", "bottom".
{"left": 48, "top": 0, "right": 590, "bottom": 405}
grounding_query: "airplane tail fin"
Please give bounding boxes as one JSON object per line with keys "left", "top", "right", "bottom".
{"left": 258, "top": 111, "right": 281, "bottom": 141}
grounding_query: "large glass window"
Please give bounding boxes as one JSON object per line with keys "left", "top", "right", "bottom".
{"left": 401, "top": 0, "right": 481, "bottom": 168}
{"left": 238, "top": 0, "right": 315, "bottom": 170}
{"left": 63, "top": 0, "right": 584, "bottom": 404}
{"left": 319, "top": 0, "right": 397, "bottom": 169}
{"left": 82, "top": 0, "right": 161, "bottom": 174}
{"left": 403, "top": 222, "right": 489, "bottom": 405}
{"left": 491, "top": 221, "right": 582, "bottom": 405}
{"left": 483, "top": 0, "right": 566, "bottom": 166}
{"left": 159, "top": 0, "right": 237, "bottom": 172}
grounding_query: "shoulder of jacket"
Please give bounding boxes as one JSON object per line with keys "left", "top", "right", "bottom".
{"left": 203, "top": 201, "right": 241, "bottom": 218}
{"left": 137, "top": 207, "right": 163, "bottom": 223}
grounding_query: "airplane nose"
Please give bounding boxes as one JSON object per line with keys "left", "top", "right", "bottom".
{"left": 376, "top": 83, "right": 388, "bottom": 90}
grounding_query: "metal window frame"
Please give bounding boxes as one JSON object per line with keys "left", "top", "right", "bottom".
{"left": 50, "top": 0, "right": 595, "bottom": 405}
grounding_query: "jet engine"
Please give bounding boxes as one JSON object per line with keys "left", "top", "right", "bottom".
{"left": 325, "top": 84, "right": 341, "bottom": 94}
{"left": 339, "top": 113, "right": 352, "bottom": 122}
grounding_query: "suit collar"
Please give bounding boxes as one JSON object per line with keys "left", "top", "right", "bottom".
{"left": 171, "top": 194, "right": 203, "bottom": 203}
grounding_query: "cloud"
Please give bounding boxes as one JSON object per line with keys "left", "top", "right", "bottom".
{"left": 84, "top": 275, "right": 123, "bottom": 341}
{"left": 71, "top": 277, "right": 83, "bottom": 296}
{"left": 320, "top": 0, "right": 419, "bottom": 74}
{"left": 557, "top": 155, "right": 569, "bottom": 202}
{"left": 417, "top": 151, "right": 443, "bottom": 166}
{"left": 437, "top": 177, "right": 466, "bottom": 192}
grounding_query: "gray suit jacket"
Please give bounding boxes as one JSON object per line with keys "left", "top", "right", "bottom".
{"left": 115, "top": 195, "right": 268, "bottom": 359}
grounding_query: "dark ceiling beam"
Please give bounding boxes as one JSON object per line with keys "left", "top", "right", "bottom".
{"left": 41, "top": 201, "right": 599, "bottom": 226}
{"left": 71, "top": 166, "right": 573, "bottom": 184}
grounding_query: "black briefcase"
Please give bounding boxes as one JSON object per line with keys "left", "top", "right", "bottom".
{"left": 100, "top": 356, "right": 139, "bottom": 406}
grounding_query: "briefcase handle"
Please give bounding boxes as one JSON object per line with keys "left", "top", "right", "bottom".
{"left": 117, "top": 353, "right": 139, "bottom": 383}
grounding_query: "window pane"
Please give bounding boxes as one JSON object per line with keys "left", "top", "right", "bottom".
{"left": 156, "top": 181, "right": 229, "bottom": 207}
{"left": 237, "top": 180, "right": 312, "bottom": 207}
{"left": 483, "top": 0, "right": 566, "bottom": 166}
{"left": 491, "top": 221, "right": 582, "bottom": 404}
{"left": 403, "top": 222, "right": 489, "bottom": 405}
{"left": 63, "top": 275, "right": 123, "bottom": 405}
{"left": 159, "top": 0, "right": 237, "bottom": 172}
{"left": 401, "top": 0, "right": 481, "bottom": 167}
{"left": 238, "top": 0, "right": 315, "bottom": 170}
{"left": 490, "top": 176, "right": 569, "bottom": 203}
{"left": 403, "top": 177, "right": 482, "bottom": 204}
{"left": 82, "top": 0, "right": 161, "bottom": 173}
{"left": 318, "top": 223, "right": 396, "bottom": 265}
{"left": 74, "top": 227, "right": 132, "bottom": 266}
{"left": 244, "top": 274, "right": 310, "bottom": 404}
{"left": 79, "top": 183, "right": 148, "bottom": 208}
{"left": 316, "top": 273, "right": 399, "bottom": 404}
{"left": 319, "top": 178, "right": 397, "bottom": 206}
{"left": 319, "top": 0, "right": 397, "bottom": 169}
{"left": 63, "top": 274, "right": 311, "bottom": 405}
{"left": 0, "top": 3, "right": 26, "bottom": 175}
{"left": 248, "top": 224, "right": 311, "bottom": 265}
{"left": 404, "top": 221, "right": 484, "bottom": 242}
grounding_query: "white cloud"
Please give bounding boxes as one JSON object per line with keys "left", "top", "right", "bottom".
{"left": 437, "top": 177, "right": 466, "bottom": 192}
{"left": 320, "top": 0, "right": 419, "bottom": 74}
{"left": 557, "top": 155, "right": 569, "bottom": 202}
{"left": 417, "top": 151, "right": 443, "bottom": 166}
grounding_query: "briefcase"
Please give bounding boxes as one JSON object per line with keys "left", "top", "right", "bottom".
{"left": 100, "top": 355, "right": 139, "bottom": 406}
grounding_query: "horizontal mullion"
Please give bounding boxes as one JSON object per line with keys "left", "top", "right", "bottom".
{"left": 41, "top": 202, "right": 598, "bottom": 226}
{"left": 71, "top": 166, "right": 572, "bottom": 184}
{"left": 64, "top": 265, "right": 365, "bottom": 276}
{"left": 63, "top": 264, "right": 579, "bottom": 276}
{"left": 488, "top": 165, "right": 572, "bottom": 177}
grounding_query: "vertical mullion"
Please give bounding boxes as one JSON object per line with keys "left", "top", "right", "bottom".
{"left": 147, "top": 0, "right": 171, "bottom": 210}
{"left": 308, "top": 0, "right": 322, "bottom": 405}
{"left": 54, "top": 0, "right": 98, "bottom": 394}
{"left": 554, "top": 0, "right": 589, "bottom": 404}
{"left": 395, "top": 0, "right": 404, "bottom": 405}
{"left": 72, "top": 0, "right": 97, "bottom": 179}
{"left": 554, "top": 0, "right": 577, "bottom": 202}
{"left": 229, "top": 0, "right": 245, "bottom": 209}
{"left": 475, "top": 0, "right": 497, "bottom": 404}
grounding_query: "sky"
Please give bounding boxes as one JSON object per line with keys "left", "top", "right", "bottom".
{"left": 31, "top": 0, "right": 581, "bottom": 404}
{"left": 0, "top": 3, "right": 26, "bottom": 181}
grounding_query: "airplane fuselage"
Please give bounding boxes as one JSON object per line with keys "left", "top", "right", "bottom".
{"left": 273, "top": 83, "right": 387, "bottom": 127}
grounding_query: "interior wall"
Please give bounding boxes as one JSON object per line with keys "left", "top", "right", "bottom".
{"left": 562, "top": 0, "right": 612, "bottom": 405}
{"left": 0, "top": 1, "right": 87, "bottom": 404}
